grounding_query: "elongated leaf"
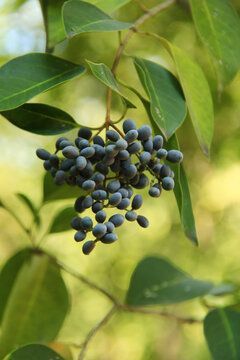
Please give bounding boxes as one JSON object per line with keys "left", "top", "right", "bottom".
{"left": 159, "top": 38, "right": 214, "bottom": 157}
{"left": 4, "top": 344, "right": 65, "bottom": 360}
{"left": 119, "top": 81, "right": 198, "bottom": 245}
{"left": 189, "top": 0, "right": 240, "bottom": 89}
{"left": 208, "top": 283, "right": 238, "bottom": 297}
{"left": 87, "top": 0, "right": 131, "bottom": 12}
{"left": 63, "top": 0, "right": 132, "bottom": 37}
{"left": 0, "top": 253, "right": 70, "bottom": 358}
{"left": 133, "top": 57, "right": 187, "bottom": 139}
{"left": 87, "top": 61, "right": 135, "bottom": 108}
{"left": 49, "top": 207, "right": 77, "bottom": 233}
{"left": 43, "top": 172, "right": 86, "bottom": 203}
{"left": 16, "top": 193, "right": 41, "bottom": 226}
{"left": 126, "top": 256, "right": 212, "bottom": 306}
{"left": 0, "top": 53, "right": 85, "bottom": 111}
{"left": 0, "top": 248, "right": 32, "bottom": 324}
{"left": 1, "top": 103, "right": 78, "bottom": 135}
{"left": 204, "top": 308, "right": 240, "bottom": 360}
{"left": 39, "top": 0, "right": 67, "bottom": 51}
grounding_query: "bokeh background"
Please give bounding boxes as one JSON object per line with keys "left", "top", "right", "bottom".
{"left": 0, "top": 0, "right": 240, "bottom": 359}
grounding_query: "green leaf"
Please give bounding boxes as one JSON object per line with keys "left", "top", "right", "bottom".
{"left": 0, "top": 248, "right": 32, "bottom": 324}
{"left": 0, "top": 252, "right": 70, "bottom": 358}
{"left": 165, "top": 135, "right": 198, "bottom": 245}
{"left": 63, "top": 0, "right": 132, "bottom": 37}
{"left": 119, "top": 82, "right": 198, "bottom": 245}
{"left": 189, "top": 0, "right": 240, "bottom": 90}
{"left": 87, "top": 0, "right": 131, "bottom": 12}
{"left": 133, "top": 57, "right": 187, "bottom": 140}
{"left": 49, "top": 206, "right": 77, "bottom": 233}
{"left": 204, "top": 308, "right": 240, "bottom": 360}
{"left": 208, "top": 284, "right": 238, "bottom": 297}
{"left": 16, "top": 193, "right": 41, "bottom": 226}
{"left": 1, "top": 103, "right": 78, "bottom": 135}
{"left": 43, "top": 172, "right": 86, "bottom": 203}
{"left": 39, "top": 0, "right": 67, "bottom": 51}
{"left": 160, "top": 38, "right": 214, "bottom": 157}
{"left": 126, "top": 256, "right": 212, "bottom": 306}
{"left": 0, "top": 53, "right": 85, "bottom": 111}
{"left": 87, "top": 60, "right": 136, "bottom": 108}
{"left": 4, "top": 344, "right": 65, "bottom": 360}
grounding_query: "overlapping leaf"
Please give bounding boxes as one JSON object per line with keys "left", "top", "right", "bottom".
{"left": 1, "top": 103, "right": 78, "bottom": 135}
{"left": 49, "top": 207, "right": 77, "bottom": 233}
{"left": 87, "top": 60, "right": 135, "bottom": 108}
{"left": 204, "top": 308, "right": 240, "bottom": 360}
{"left": 63, "top": 0, "right": 132, "bottom": 37}
{"left": 159, "top": 38, "right": 214, "bottom": 157}
{"left": 87, "top": 0, "right": 131, "bottom": 12}
{"left": 0, "top": 53, "right": 85, "bottom": 111}
{"left": 0, "top": 253, "right": 69, "bottom": 358}
{"left": 3, "top": 344, "right": 65, "bottom": 360}
{"left": 189, "top": 0, "right": 240, "bottom": 89}
{"left": 133, "top": 57, "right": 187, "bottom": 139}
{"left": 126, "top": 256, "right": 212, "bottom": 306}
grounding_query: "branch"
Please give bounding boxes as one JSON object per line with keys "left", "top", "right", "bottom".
{"left": 105, "top": 0, "right": 176, "bottom": 123}
{"left": 120, "top": 304, "right": 202, "bottom": 324}
{"left": 51, "top": 256, "right": 119, "bottom": 305}
{"left": 133, "top": 0, "right": 148, "bottom": 13}
{"left": 78, "top": 305, "right": 117, "bottom": 360}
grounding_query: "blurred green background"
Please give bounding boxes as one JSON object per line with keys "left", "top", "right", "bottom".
{"left": 0, "top": 0, "right": 240, "bottom": 359}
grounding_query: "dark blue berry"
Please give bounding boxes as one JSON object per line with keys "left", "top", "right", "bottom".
{"left": 106, "top": 130, "right": 120, "bottom": 142}
{"left": 74, "top": 230, "right": 86, "bottom": 242}
{"left": 101, "top": 233, "right": 118, "bottom": 244}
{"left": 92, "top": 202, "right": 103, "bottom": 213}
{"left": 137, "top": 125, "right": 152, "bottom": 141}
{"left": 80, "top": 147, "right": 95, "bottom": 158}
{"left": 95, "top": 210, "right": 107, "bottom": 223}
{"left": 82, "top": 240, "right": 95, "bottom": 255}
{"left": 36, "top": 148, "right": 51, "bottom": 160}
{"left": 125, "top": 211, "right": 138, "bottom": 221}
{"left": 132, "top": 194, "right": 143, "bottom": 210}
{"left": 49, "top": 154, "right": 59, "bottom": 168}
{"left": 125, "top": 129, "right": 138, "bottom": 143}
{"left": 107, "top": 180, "right": 121, "bottom": 193}
{"left": 92, "top": 190, "right": 107, "bottom": 201}
{"left": 157, "top": 148, "right": 168, "bottom": 159}
{"left": 123, "top": 119, "right": 137, "bottom": 133}
{"left": 70, "top": 216, "right": 82, "bottom": 230}
{"left": 92, "top": 224, "right": 107, "bottom": 238}
{"left": 63, "top": 146, "right": 79, "bottom": 159}
{"left": 109, "top": 214, "right": 124, "bottom": 227}
{"left": 162, "top": 177, "right": 175, "bottom": 190}
{"left": 109, "top": 192, "right": 122, "bottom": 206}
{"left": 166, "top": 150, "right": 183, "bottom": 163}
{"left": 78, "top": 126, "right": 92, "bottom": 140}
{"left": 117, "top": 198, "right": 130, "bottom": 210}
{"left": 61, "top": 159, "right": 75, "bottom": 171}
{"left": 54, "top": 170, "right": 66, "bottom": 185}
{"left": 74, "top": 196, "right": 85, "bottom": 213}
{"left": 139, "top": 151, "right": 151, "bottom": 164}
{"left": 105, "top": 221, "right": 115, "bottom": 233}
{"left": 81, "top": 216, "right": 93, "bottom": 231}
{"left": 44, "top": 160, "right": 51, "bottom": 171}
{"left": 137, "top": 215, "right": 149, "bottom": 228}
{"left": 76, "top": 156, "right": 87, "bottom": 170}
{"left": 153, "top": 135, "right": 163, "bottom": 150}
{"left": 149, "top": 187, "right": 161, "bottom": 197}
{"left": 93, "top": 135, "right": 105, "bottom": 147}
{"left": 115, "top": 139, "right": 128, "bottom": 150}
{"left": 160, "top": 164, "right": 171, "bottom": 178}
{"left": 128, "top": 142, "right": 141, "bottom": 154}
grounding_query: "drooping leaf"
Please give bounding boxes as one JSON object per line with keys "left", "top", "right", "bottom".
{"left": 3, "top": 344, "right": 65, "bottom": 360}
{"left": 189, "top": 0, "right": 240, "bottom": 90}
{"left": 208, "top": 283, "right": 238, "bottom": 297}
{"left": 204, "top": 308, "right": 240, "bottom": 360}
{"left": 87, "top": 0, "right": 131, "bottom": 12}
{"left": 43, "top": 172, "right": 86, "bottom": 203}
{"left": 126, "top": 256, "right": 212, "bottom": 306}
{"left": 119, "top": 82, "right": 198, "bottom": 245}
{"left": 39, "top": 0, "right": 67, "bottom": 51}
{"left": 1, "top": 103, "right": 78, "bottom": 135}
{"left": 159, "top": 38, "right": 214, "bottom": 157}
{"left": 49, "top": 207, "right": 77, "bottom": 233}
{"left": 16, "top": 193, "right": 41, "bottom": 226}
{"left": 87, "top": 60, "right": 136, "bottom": 108}
{"left": 133, "top": 57, "right": 187, "bottom": 139}
{"left": 0, "top": 53, "right": 86, "bottom": 111}
{"left": 0, "top": 252, "right": 70, "bottom": 358}
{"left": 0, "top": 248, "right": 32, "bottom": 324}
{"left": 63, "top": 0, "right": 132, "bottom": 37}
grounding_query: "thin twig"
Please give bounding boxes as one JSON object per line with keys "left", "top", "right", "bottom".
{"left": 50, "top": 256, "right": 119, "bottom": 305}
{"left": 120, "top": 304, "right": 202, "bottom": 324}
{"left": 78, "top": 305, "right": 118, "bottom": 360}
{"left": 133, "top": 0, "right": 148, "bottom": 13}
{"left": 105, "top": 0, "right": 176, "bottom": 124}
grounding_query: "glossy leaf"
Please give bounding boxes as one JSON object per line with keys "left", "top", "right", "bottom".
{"left": 87, "top": 0, "right": 131, "bottom": 12}
{"left": 189, "top": 0, "right": 240, "bottom": 89}
{"left": 0, "top": 252, "right": 70, "bottom": 358}
{"left": 49, "top": 207, "right": 77, "bottom": 233}
{"left": 126, "top": 256, "right": 212, "bottom": 306}
{"left": 87, "top": 60, "right": 135, "bottom": 108}
{"left": 43, "top": 172, "right": 86, "bottom": 203}
{"left": 63, "top": 0, "right": 132, "bottom": 37}
{"left": 3, "top": 344, "right": 65, "bottom": 360}
{"left": 16, "top": 193, "right": 41, "bottom": 226}
{"left": 0, "top": 248, "right": 32, "bottom": 324}
{"left": 0, "top": 53, "right": 85, "bottom": 111}
{"left": 160, "top": 38, "right": 214, "bottom": 157}
{"left": 119, "top": 82, "right": 198, "bottom": 245}
{"left": 204, "top": 308, "right": 240, "bottom": 360}
{"left": 39, "top": 0, "right": 67, "bottom": 51}
{"left": 1, "top": 103, "right": 78, "bottom": 135}
{"left": 133, "top": 57, "right": 187, "bottom": 139}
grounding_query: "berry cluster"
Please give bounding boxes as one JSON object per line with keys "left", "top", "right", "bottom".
{"left": 36, "top": 119, "right": 183, "bottom": 255}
